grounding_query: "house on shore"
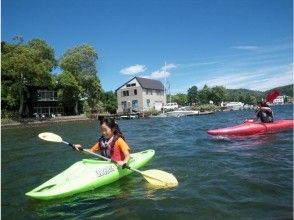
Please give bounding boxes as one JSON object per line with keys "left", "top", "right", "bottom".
{"left": 25, "top": 85, "right": 64, "bottom": 117}
{"left": 116, "top": 77, "right": 166, "bottom": 114}
{"left": 272, "top": 96, "right": 284, "bottom": 105}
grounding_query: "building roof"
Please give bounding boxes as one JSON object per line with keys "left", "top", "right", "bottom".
{"left": 116, "top": 77, "right": 164, "bottom": 91}
{"left": 136, "top": 77, "right": 164, "bottom": 90}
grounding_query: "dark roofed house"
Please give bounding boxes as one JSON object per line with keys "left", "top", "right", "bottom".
{"left": 116, "top": 77, "right": 166, "bottom": 114}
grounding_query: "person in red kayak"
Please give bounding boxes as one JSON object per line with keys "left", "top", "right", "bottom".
{"left": 74, "top": 117, "right": 130, "bottom": 167}
{"left": 256, "top": 101, "right": 274, "bottom": 123}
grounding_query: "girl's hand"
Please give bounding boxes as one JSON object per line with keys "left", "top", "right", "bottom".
{"left": 116, "top": 161, "right": 126, "bottom": 166}
{"left": 73, "top": 144, "right": 82, "bottom": 151}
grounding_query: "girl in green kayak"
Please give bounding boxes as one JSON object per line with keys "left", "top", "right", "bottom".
{"left": 74, "top": 118, "right": 130, "bottom": 166}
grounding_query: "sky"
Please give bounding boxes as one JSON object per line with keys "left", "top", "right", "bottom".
{"left": 2, "top": 0, "right": 293, "bottom": 94}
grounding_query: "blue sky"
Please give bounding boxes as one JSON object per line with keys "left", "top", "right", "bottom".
{"left": 2, "top": 0, "right": 293, "bottom": 94}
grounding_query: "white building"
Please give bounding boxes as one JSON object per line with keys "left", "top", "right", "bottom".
{"left": 116, "top": 77, "right": 166, "bottom": 114}
{"left": 272, "top": 96, "right": 284, "bottom": 105}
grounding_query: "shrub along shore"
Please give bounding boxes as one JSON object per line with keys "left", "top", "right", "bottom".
{"left": 1, "top": 115, "right": 92, "bottom": 127}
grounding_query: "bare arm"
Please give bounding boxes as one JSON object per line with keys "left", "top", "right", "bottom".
{"left": 260, "top": 107, "right": 272, "bottom": 113}
{"left": 116, "top": 150, "right": 130, "bottom": 166}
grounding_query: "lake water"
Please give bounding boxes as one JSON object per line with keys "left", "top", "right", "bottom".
{"left": 2, "top": 105, "right": 293, "bottom": 219}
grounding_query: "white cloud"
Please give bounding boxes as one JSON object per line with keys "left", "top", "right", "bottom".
{"left": 170, "top": 39, "right": 292, "bottom": 93}
{"left": 120, "top": 64, "right": 146, "bottom": 75}
{"left": 139, "top": 75, "right": 151, "bottom": 79}
{"left": 194, "top": 63, "right": 292, "bottom": 91}
{"left": 150, "top": 70, "right": 170, "bottom": 79}
{"left": 162, "top": 63, "right": 177, "bottom": 70}
{"left": 139, "top": 63, "right": 177, "bottom": 79}
{"left": 233, "top": 45, "right": 260, "bottom": 51}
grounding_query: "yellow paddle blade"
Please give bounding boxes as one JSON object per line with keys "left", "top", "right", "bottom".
{"left": 140, "top": 169, "right": 178, "bottom": 188}
{"left": 38, "top": 132, "right": 63, "bottom": 143}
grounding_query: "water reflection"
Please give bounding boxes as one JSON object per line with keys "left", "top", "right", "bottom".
{"left": 212, "top": 133, "right": 279, "bottom": 148}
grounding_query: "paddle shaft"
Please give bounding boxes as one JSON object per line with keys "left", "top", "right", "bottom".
{"left": 62, "top": 140, "right": 142, "bottom": 173}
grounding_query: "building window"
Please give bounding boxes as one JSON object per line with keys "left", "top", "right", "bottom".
{"left": 132, "top": 100, "right": 139, "bottom": 109}
{"left": 122, "top": 90, "right": 129, "bottom": 97}
{"left": 146, "top": 89, "right": 153, "bottom": 95}
{"left": 147, "top": 99, "right": 150, "bottom": 107}
{"left": 127, "top": 83, "right": 136, "bottom": 87}
{"left": 37, "top": 90, "right": 58, "bottom": 101}
{"left": 134, "top": 89, "right": 137, "bottom": 95}
{"left": 33, "top": 107, "right": 64, "bottom": 116}
{"left": 156, "top": 90, "right": 162, "bottom": 95}
{"left": 121, "top": 101, "right": 127, "bottom": 109}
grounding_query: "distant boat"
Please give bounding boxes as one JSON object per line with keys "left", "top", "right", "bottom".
{"left": 166, "top": 110, "right": 199, "bottom": 117}
{"left": 120, "top": 115, "right": 138, "bottom": 120}
{"left": 149, "top": 113, "right": 168, "bottom": 118}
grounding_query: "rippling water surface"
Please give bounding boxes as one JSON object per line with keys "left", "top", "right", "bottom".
{"left": 2, "top": 105, "right": 293, "bottom": 219}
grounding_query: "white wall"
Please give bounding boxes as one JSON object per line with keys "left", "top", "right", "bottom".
{"left": 142, "top": 89, "right": 165, "bottom": 111}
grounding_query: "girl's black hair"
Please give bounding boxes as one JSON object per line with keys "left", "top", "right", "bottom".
{"left": 99, "top": 117, "right": 125, "bottom": 140}
{"left": 257, "top": 101, "right": 269, "bottom": 107}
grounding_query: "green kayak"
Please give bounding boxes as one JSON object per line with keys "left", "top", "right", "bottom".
{"left": 25, "top": 149, "right": 155, "bottom": 200}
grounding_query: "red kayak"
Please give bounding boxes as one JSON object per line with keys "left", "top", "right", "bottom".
{"left": 207, "top": 119, "right": 294, "bottom": 136}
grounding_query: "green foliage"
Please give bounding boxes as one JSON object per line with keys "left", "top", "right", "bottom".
{"left": 198, "top": 85, "right": 211, "bottom": 104}
{"left": 227, "top": 88, "right": 264, "bottom": 103}
{"left": 101, "top": 91, "right": 117, "bottom": 114}
{"left": 1, "top": 83, "right": 20, "bottom": 110}
{"left": 210, "top": 86, "right": 228, "bottom": 105}
{"left": 59, "top": 44, "right": 98, "bottom": 76}
{"left": 169, "top": 85, "right": 283, "bottom": 106}
{"left": 82, "top": 101, "right": 91, "bottom": 117}
{"left": 59, "top": 44, "right": 102, "bottom": 109}
{"left": 1, "top": 110, "right": 20, "bottom": 120}
{"left": 187, "top": 86, "right": 198, "bottom": 104}
{"left": 244, "top": 94, "right": 257, "bottom": 105}
{"left": 191, "top": 104, "right": 220, "bottom": 112}
{"left": 167, "top": 93, "right": 187, "bottom": 106}
{"left": 57, "top": 71, "right": 83, "bottom": 102}
{"left": 144, "top": 107, "right": 160, "bottom": 116}
{"left": 1, "top": 38, "right": 56, "bottom": 116}
{"left": 266, "top": 84, "right": 293, "bottom": 97}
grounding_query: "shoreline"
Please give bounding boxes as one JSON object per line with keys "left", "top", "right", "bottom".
{"left": 1, "top": 115, "right": 93, "bottom": 128}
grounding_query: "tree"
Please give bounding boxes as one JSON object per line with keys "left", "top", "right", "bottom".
{"left": 56, "top": 71, "right": 83, "bottom": 115}
{"left": 170, "top": 93, "right": 187, "bottom": 106}
{"left": 101, "top": 91, "right": 117, "bottom": 114}
{"left": 1, "top": 38, "right": 56, "bottom": 116}
{"left": 198, "top": 85, "right": 211, "bottom": 104}
{"left": 245, "top": 94, "right": 257, "bottom": 105}
{"left": 210, "top": 86, "right": 228, "bottom": 105}
{"left": 187, "top": 86, "right": 198, "bottom": 105}
{"left": 59, "top": 44, "right": 102, "bottom": 109}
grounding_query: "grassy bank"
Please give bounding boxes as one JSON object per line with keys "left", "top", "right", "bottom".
{"left": 1, "top": 115, "right": 91, "bottom": 127}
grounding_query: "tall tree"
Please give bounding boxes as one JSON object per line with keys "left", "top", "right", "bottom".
{"left": 210, "top": 86, "right": 228, "bottom": 105}
{"left": 244, "top": 94, "right": 257, "bottom": 105}
{"left": 170, "top": 93, "right": 187, "bottom": 106}
{"left": 59, "top": 44, "right": 102, "bottom": 110}
{"left": 101, "top": 91, "right": 118, "bottom": 114}
{"left": 1, "top": 38, "right": 56, "bottom": 116}
{"left": 198, "top": 85, "right": 211, "bottom": 104}
{"left": 187, "top": 86, "right": 198, "bottom": 105}
{"left": 56, "top": 71, "right": 83, "bottom": 115}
